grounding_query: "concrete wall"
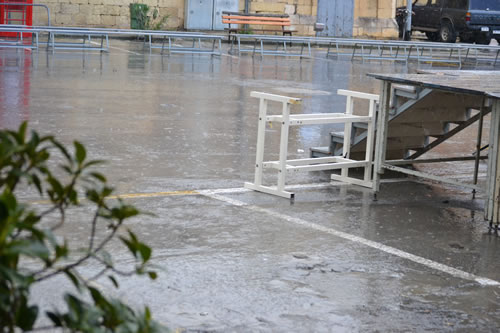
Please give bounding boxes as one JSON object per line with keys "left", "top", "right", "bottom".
{"left": 245, "top": 0, "right": 318, "bottom": 36}
{"left": 32, "top": 0, "right": 398, "bottom": 38}
{"left": 35, "top": 0, "right": 184, "bottom": 29}
{"left": 34, "top": 0, "right": 317, "bottom": 35}
{"left": 353, "top": 0, "right": 398, "bottom": 38}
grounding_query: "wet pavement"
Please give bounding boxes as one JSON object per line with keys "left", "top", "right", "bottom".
{"left": 1, "top": 40, "right": 500, "bottom": 332}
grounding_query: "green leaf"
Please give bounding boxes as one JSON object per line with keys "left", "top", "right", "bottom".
{"left": 83, "top": 160, "right": 105, "bottom": 169}
{"left": 138, "top": 243, "right": 152, "bottom": 262}
{"left": 102, "top": 186, "right": 114, "bottom": 198}
{"left": 55, "top": 242, "right": 69, "bottom": 259}
{"left": 50, "top": 138, "right": 71, "bottom": 162}
{"left": 5, "top": 240, "right": 50, "bottom": 260}
{"left": 89, "top": 172, "right": 107, "bottom": 183}
{"left": 144, "top": 306, "right": 152, "bottom": 320}
{"left": 147, "top": 271, "right": 157, "bottom": 280}
{"left": 46, "top": 311, "right": 62, "bottom": 326}
{"left": 17, "top": 303, "right": 39, "bottom": 330}
{"left": 1, "top": 189, "right": 17, "bottom": 211}
{"left": 0, "top": 200, "right": 8, "bottom": 222}
{"left": 74, "top": 141, "right": 86, "bottom": 165}
{"left": 43, "top": 229, "right": 58, "bottom": 247}
{"left": 0, "top": 265, "right": 33, "bottom": 288}
{"left": 108, "top": 275, "right": 119, "bottom": 288}
{"left": 112, "top": 205, "right": 139, "bottom": 220}
{"left": 47, "top": 177, "right": 64, "bottom": 197}
{"left": 101, "top": 250, "right": 113, "bottom": 267}
{"left": 88, "top": 286, "right": 105, "bottom": 305}
{"left": 18, "top": 121, "right": 28, "bottom": 143}
{"left": 68, "top": 189, "right": 78, "bottom": 204}
{"left": 64, "top": 269, "right": 81, "bottom": 290}
{"left": 120, "top": 237, "right": 137, "bottom": 259}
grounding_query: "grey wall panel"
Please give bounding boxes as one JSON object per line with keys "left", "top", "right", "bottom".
{"left": 213, "top": 0, "right": 239, "bottom": 30}
{"left": 185, "top": 0, "right": 214, "bottom": 30}
{"left": 317, "top": 0, "right": 354, "bottom": 37}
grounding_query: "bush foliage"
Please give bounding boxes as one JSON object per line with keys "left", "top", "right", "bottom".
{"left": 0, "top": 122, "right": 165, "bottom": 332}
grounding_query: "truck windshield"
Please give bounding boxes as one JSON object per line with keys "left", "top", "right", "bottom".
{"left": 470, "top": 0, "right": 500, "bottom": 10}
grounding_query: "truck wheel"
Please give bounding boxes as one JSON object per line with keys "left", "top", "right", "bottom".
{"left": 425, "top": 32, "right": 438, "bottom": 41}
{"left": 439, "top": 22, "right": 456, "bottom": 43}
{"left": 476, "top": 34, "right": 492, "bottom": 45}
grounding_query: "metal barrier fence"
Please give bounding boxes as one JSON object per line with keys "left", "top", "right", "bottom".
{"left": 0, "top": 25, "right": 223, "bottom": 55}
{"left": 1, "top": 24, "right": 499, "bottom": 66}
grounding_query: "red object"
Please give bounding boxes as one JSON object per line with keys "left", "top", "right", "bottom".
{"left": 0, "top": 0, "right": 33, "bottom": 37}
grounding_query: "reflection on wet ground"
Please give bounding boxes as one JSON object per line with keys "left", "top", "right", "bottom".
{"left": 2, "top": 41, "right": 500, "bottom": 331}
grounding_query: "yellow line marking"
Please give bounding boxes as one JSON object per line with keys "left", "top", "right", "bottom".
{"left": 28, "top": 190, "right": 199, "bottom": 205}
{"left": 31, "top": 200, "right": 52, "bottom": 205}
{"left": 109, "top": 190, "right": 199, "bottom": 199}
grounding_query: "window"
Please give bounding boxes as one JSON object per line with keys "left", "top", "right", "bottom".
{"left": 470, "top": 0, "right": 500, "bottom": 10}
{"left": 445, "top": 0, "right": 467, "bottom": 8}
{"left": 414, "top": 0, "right": 429, "bottom": 6}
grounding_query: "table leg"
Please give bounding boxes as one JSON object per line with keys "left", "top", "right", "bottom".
{"left": 373, "top": 81, "right": 392, "bottom": 194}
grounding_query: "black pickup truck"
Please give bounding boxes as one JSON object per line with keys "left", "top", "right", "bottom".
{"left": 396, "top": 0, "right": 500, "bottom": 44}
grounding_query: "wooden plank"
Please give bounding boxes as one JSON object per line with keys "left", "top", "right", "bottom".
{"left": 226, "top": 28, "right": 296, "bottom": 33}
{"left": 222, "top": 20, "right": 290, "bottom": 26}
{"left": 222, "top": 11, "right": 289, "bottom": 18}
{"left": 222, "top": 15, "right": 290, "bottom": 22}
{"left": 367, "top": 72, "right": 500, "bottom": 99}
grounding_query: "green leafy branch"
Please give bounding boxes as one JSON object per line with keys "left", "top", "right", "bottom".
{"left": 0, "top": 122, "right": 166, "bottom": 332}
{"left": 131, "top": 4, "right": 169, "bottom": 31}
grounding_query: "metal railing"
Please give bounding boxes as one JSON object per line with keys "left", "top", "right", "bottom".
{"left": 0, "top": 3, "right": 50, "bottom": 26}
{"left": 0, "top": 25, "right": 223, "bottom": 54}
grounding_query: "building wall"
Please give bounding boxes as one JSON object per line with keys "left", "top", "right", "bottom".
{"left": 33, "top": 0, "right": 398, "bottom": 38}
{"left": 353, "top": 0, "right": 398, "bottom": 38}
{"left": 34, "top": 0, "right": 317, "bottom": 35}
{"left": 245, "top": 0, "right": 318, "bottom": 36}
{"left": 35, "top": 0, "right": 184, "bottom": 29}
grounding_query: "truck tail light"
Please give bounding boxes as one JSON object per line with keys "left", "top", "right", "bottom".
{"left": 466, "top": 12, "right": 471, "bottom": 22}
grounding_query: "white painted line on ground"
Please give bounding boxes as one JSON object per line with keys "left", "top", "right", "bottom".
{"left": 27, "top": 179, "right": 409, "bottom": 205}
{"left": 199, "top": 190, "right": 500, "bottom": 287}
{"left": 205, "top": 179, "right": 411, "bottom": 195}
{"left": 205, "top": 182, "right": 332, "bottom": 195}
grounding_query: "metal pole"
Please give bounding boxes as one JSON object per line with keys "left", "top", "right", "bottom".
{"left": 244, "top": 0, "right": 249, "bottom": 31}
{"left": 0, "top": 3, "right": 51, "bottom": 26}
{"left": 373, "top": 81, "right": 392, "bottom": 195}
{"left": 485, "top": 99, "right": 500, "bottom": 233}
{"left": 406, "top": 0, "right": 412, "bottom": 38}
{"left": 473, "top": 98, "right": 486, "bottom": 198}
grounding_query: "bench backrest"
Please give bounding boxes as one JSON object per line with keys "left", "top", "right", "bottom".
{"left": 222, "top": 15, "right": 291, "bottom": 26}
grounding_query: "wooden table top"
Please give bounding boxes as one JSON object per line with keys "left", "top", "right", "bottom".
{"left": 368, "top": 70, "right": 500, "bottom": 99}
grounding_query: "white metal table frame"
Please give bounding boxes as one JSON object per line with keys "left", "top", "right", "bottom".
{"left": 244, "top": 90, "right": 379, "bottom": 199}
